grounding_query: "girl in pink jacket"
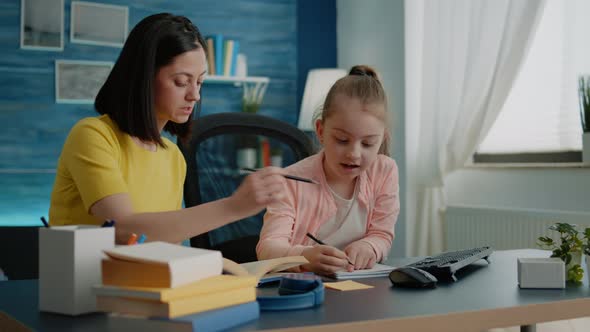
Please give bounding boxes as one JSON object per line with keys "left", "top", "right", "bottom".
{"left": 257, "top": 65, "right": 400, "bottom": 276}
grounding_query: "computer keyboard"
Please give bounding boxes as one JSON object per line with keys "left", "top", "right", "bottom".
{"left": 407, "top": 246, "right": 493, "bottom": 282}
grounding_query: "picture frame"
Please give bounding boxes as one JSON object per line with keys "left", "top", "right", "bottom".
{"left": 55, "top": 60, "right": 113, "bottom": 104}
{"left": 70, "top": 1, "right": 128, "bottom": 47}
{"left": 20, "top": 0, "right": 64, "bottom": 51}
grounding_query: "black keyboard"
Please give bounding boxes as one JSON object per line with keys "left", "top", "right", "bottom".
{"left": 407, "top": 246, "right": 493, "bottom": 281}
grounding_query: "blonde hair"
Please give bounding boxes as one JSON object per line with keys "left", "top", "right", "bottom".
{"left": 314, "top": 65, "right": 391, "bottom": 156}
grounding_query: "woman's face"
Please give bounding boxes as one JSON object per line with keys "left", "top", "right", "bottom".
{"left": 153, "top": 47, "right": 207, "bottom": 131}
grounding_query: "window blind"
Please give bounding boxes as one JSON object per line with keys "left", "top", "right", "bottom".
{"left": 477, "top": 0, "right": 590, "bottom": 154}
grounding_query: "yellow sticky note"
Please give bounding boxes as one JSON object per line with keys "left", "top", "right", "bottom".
{"left": 324, "top": 280, "right": 374, "bottom": 291}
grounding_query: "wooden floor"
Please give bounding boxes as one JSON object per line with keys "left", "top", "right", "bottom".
{"left": 489, "top": 317, "right": 590, "bottom": 332}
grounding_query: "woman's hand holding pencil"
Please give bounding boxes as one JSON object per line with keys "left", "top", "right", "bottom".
{"left": 229, "top": 166, "right": 288, "bottom": 218}
{"left": 241, "top": 167, "right": 318, "bottom": 184}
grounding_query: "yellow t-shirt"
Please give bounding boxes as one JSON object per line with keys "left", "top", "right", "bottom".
{"left": 49, "top": 115, "right": 186, "bottom": 226}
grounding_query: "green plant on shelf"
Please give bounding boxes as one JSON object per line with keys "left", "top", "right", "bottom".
{"left": 537, "top": 222, "right": 585, "bottom": 283}
{"left": 242, "top": 82, "right": 267, "bottom": 114}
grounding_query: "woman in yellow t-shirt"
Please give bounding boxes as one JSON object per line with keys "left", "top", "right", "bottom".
{"left": 49, "top": 13, "right": 287, "bottom": 245}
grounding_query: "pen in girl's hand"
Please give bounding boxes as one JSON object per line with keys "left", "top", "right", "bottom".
{"left": 40, "top": 216, "right": 49, "bottom": 228}
{"left": 306, "top": 233, "right": 354, "bottom": 266}
{"left": 241, "top": 168, "right": 318, "bottom": 184}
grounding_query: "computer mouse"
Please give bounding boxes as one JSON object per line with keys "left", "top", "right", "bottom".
{"left": 389, "top": 266, "right": 438, "bottom": 288}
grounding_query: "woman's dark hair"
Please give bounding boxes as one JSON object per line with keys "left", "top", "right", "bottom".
{"left": 317, "top": 65, "right": 391, "bottom": 156}
{"left": 95, "top": 13, "right": 207, "bottom": 148}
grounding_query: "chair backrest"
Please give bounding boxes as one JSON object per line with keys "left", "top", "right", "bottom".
{"left": 178, "top": 112, "right": 315, "bottom": 263}
{"left": 0, "top": 226, "right": 39, "bottom": 280}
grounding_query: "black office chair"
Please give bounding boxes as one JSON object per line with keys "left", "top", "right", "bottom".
{"left": 178, "top": 112, "right": 315, "bottom": 263}
{"left": 0, "top": 226, "right": 40, "bottom": 280}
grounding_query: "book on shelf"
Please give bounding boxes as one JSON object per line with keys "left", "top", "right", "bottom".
{"left": 205, "top": 37, "right": 215, "bottom": 75}
{"left": 223, "top": 255, "right": 308, "bottom": 282}
{"left": 223, "top": 39, "right": 234, "bottom": 76}
{"left": 107, "top": 301, "right": 259, "bottom": 332}
{"left": 331, "top": 263, "right": 396, "bottom": 280}
{"left": 230, "top": 40, "right": 240, "bottom": 76}
{"left": 96, "top": 285, "right": 255, "bottom": 318}
{"left": 101, "top": 242, "right": 222, "bottom": 288}
{"left": 211, "top": 34, "right": 224, "bottom": 76}
{"left": 93, "top": 274, "right": 257, "bottom": 302}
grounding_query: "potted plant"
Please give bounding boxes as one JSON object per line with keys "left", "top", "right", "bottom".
{"left": 578, "top": 75, "right": 590, "bottom": 162}
{"left": 537, "top": 222, "right": 584, "bottom": 283}
{"left": 242, "top": 82, "right": 267, "bottom": 114}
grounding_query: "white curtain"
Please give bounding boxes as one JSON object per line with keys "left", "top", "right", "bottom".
{"left": 406, "top": 0, "right": 546, "bottom": 256}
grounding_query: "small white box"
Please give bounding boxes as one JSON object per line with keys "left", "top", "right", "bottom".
{"left": 517, "top": 257, "right": 565, "bottom": 289}
{"left": 39, "top": 225, "right": 115, "bottom": 315}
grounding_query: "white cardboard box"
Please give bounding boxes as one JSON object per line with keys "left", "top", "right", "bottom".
{"left": 517, "top": 257, "right": 565, "bottom": 289}
{"left": 39, "top": 225, "right": 115, "bottom": 315}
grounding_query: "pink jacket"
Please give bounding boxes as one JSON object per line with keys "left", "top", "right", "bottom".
{"left": 256, "top": 150, "right": 400, "bottom": 262}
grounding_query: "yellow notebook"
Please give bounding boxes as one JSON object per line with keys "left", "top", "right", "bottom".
{"left": 96, "top": 287, "right": 255, "bottom": 318}
{"left": 93, "top": 274, "right": 257, "bottom": 302}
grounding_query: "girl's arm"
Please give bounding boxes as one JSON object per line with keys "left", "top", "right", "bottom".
{"left": 257, "top": 182, "right": 351, "bottom": 275}
{"left": 354, "top": 159, "right": 400, "bottom": 262}
{"left": 91, "top": 167, "right": 287, "bottom": 244}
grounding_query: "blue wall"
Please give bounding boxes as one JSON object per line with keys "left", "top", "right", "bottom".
{"left": 296, "top": 0, "right": 337, "bottom": 112}
{"left": 0, "top": 0, "right": 303, "bottom": 225}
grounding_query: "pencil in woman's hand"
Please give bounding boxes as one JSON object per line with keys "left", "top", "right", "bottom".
{"left": 241, "top": 168, "right": 318, "bottom": 184}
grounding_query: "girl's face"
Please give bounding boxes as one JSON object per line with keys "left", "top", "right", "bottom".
{"left": 154, "top": 47, "right": 207, "bottom": 131}
{"left": 316, "top": 94, "right": 386, "bottom": 183}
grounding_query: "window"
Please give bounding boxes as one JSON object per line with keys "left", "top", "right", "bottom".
{"left": 476, "top": 0, "right": 590, "bottom": 161}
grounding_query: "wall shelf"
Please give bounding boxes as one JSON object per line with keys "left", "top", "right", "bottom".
{"left": 204, "top": 75, "right": 269, "bottom": 105}
{"left": 204, "top": 75, "right": 269, "bottom": 86}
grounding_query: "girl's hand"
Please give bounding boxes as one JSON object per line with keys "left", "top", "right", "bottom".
{"left": 301, "top": 245, "right": 353, "bottom": 275}
{"left": 345, "top": 241, "right": 377, "bottom": 270}
{"left": 229, "top": 167, "right": 287, "bottom": 218}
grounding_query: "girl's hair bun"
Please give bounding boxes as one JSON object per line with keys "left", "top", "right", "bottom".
{"left": 348, "top": 65, "right": 378, "bottom": 80}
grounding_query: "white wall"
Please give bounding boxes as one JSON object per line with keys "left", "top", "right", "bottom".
{"left": 446, "top": 168, "right": 590, "bottom": 213}
{"left": 337, "top": 0, "right": 590, "bottom": 259}
{"left": 337, "top": 0, "right": 406, "bottom": 257}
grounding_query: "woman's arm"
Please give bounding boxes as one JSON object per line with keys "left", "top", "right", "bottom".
{"left": 91, "top": 167, "right": 287, "bottom": 244}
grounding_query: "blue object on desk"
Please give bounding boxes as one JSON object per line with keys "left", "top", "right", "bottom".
{"left": 136, "top": 234, "right": 147, "bottom": 244}
{"left": 257, "top": 273, "right": 324, "bottom": 311}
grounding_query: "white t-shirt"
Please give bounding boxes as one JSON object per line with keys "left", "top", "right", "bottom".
{"left": 315, "top": 182, "right": 368, "bottom": 250}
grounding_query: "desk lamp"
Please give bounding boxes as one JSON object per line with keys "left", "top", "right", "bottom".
{"left": 298, "top": 69, "right": 347, "bottom": 131}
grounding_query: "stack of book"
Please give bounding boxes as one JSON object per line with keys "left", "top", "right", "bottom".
{"left": 205, "top": 34, "right": 240, "bottom": 76}
{"left": 94, "top": 242, "right": 260, "bottom": 331}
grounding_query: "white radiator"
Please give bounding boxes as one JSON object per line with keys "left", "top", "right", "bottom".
{"left": 445, "top": 205, "right": 590, "bottom": 251}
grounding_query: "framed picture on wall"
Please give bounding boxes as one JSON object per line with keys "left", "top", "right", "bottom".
{"left": 55, "top": 60, "right": 113, "bottom": 104}
{"left": 20, "top": 0, "right": 64, "bottom": 51}
{"left": 70, "top": 1, "right": 128, "bottom": 47}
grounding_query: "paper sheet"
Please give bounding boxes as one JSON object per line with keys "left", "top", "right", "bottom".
{"left": 324, "top": 280, "right": 374, "bottom": 291}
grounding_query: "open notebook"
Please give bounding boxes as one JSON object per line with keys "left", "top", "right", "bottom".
{"left": 331, "top": 263, "right": 395, "bottom": 280}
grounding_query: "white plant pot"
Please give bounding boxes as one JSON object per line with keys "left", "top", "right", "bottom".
{"left": 236, "top": 148, "right": 257, "bottom": 169}
{"left": 271, "top": 155, "right": 283, "bottom": 167}
{"left": 565, "top": 251, "right": 582, "bottom": 281}
{"left": 583, "top": 132, "right": 590, "bottom": 163}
